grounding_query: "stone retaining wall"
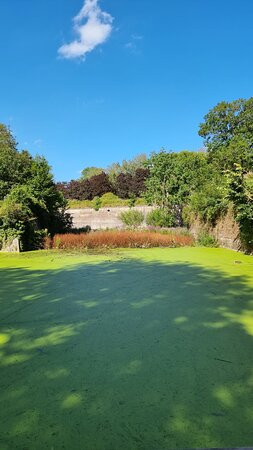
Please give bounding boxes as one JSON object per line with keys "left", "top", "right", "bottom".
{"left": 190, "top": 208, "right": 241, "bottom": 251}
{"left": 1, "top": 237, "right": 20, "bottom": 253}
{"left": 67, "top": 206, "right": 155, "bottom": 230}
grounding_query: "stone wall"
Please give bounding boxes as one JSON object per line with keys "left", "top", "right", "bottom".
{"left": 190, "top": 208, "right": 241, "bottom": 251}
{"left": 67, "top": 206, "right": 155, "bottom": 230}
{"left": 1, "top": 237, "right": 20, "bottom": 253}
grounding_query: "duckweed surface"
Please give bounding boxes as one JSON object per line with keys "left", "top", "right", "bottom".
{"left": 0, "top": 247, "right": 253, "bottom": 449}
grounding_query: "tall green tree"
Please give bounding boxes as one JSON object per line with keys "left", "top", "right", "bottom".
{"left": 199, "top": 97, "right": 253, "bottom": 170}
{"left": 80, "top": 166, "right": 103, "bottom": 180}
{"left": 145, "top": 151, "right": 210, "bottom": 208}
{"left": 0, "top": 124, "right": 33, "bottom": 198}
{"left": 0, "top": 124, "right": 71, "bottom": 250}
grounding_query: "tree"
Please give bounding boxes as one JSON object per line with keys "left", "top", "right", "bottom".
{"left": 80, "top": 166, "right": 103, "bottom": 180}
{"left": 107, "top": 153, "right": 147, "bottom": 182}
{"left": 145, "top": 151, "right": 209, "bottom": 208}
{"left": 0, "top": 124, "right": 33, "bottom": 198}
{"left": 115, "top": 172, "right": 133, "bottom": 198}
{"left": 131, "top": 168, "right": 150, "bottom": 197}
{"left": 199, "top": 97, "right": 253, "bottom": 170}
{"left": 57, "top": 179, "right": 92, "bottom": 200}
{"left": 0, "top": 125, "right": 71, "bottom": 250}
{"left": 89, "top": 172, "right": 112, "bottom": 197}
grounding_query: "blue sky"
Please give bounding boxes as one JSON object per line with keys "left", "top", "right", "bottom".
{"left": 1, "top": 0, "right": 253, "bottom": 181}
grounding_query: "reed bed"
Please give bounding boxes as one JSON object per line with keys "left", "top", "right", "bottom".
{"left": 47, "top": 230, "right": 194, "bottom": 250}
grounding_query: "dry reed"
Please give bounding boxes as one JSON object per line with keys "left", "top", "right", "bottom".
{"left": 47, "top": 229, "right": 194, "bottom": 250}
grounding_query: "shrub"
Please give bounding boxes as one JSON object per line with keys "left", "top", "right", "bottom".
{"left": 119, "top": 209, "right": 144, "bottom": 228}
{"left": 197, "top": 231, "right": 218, "bottom": 247}
{"left": 49, "top": 229, "right": 194, "bottom": 250}
{"left": 93, "top": 196, "right": 102, "bottom": 211}
{"left": 146, "top": 208, "right": 174, "bottom": 228}
{"left": 128, "top": 195, "right": 136, "bottom": 208}
{"left": 188, "top": 179, "right": 228, "bottom": 225}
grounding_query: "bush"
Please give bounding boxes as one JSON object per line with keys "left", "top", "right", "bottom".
{"left": 146, "top": 208, "right": 174, "bottom": 228}
{"left": 119, "top": 209, "right": 144, "bottom": 228}
{"left": 49, "top": 230, "right": 194, "bottom": 250}
{"left": 128, "top": 195, "right": 136, "bottom": 208}
{"left": 188, "top": 179, "right": 228, "bottom": 225}
{"left": 93, "top": 196, "right": 102, "bottom": 211}
{"left": 197, "top": 231, "right": 218, "bottom": 247}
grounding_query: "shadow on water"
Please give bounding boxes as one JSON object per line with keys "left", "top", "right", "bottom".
{"left": 0, "top": 256, "right": 253, "bottom": 449}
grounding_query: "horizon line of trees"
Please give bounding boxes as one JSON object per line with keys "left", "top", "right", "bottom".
{"left": 56, "top": 167, "right": 150, "bottom": 201}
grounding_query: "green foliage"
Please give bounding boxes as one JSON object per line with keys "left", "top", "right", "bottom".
{"left": 0, "top": 185, "right": 47, "bottom": 250}
{"left": 0, "top": 124, "right": 71, "bottom": 250}
{"left": 226, "top": 164, "right": 253, "bottom": 250}
{"left": 93, "top": 196, "right": 102, "bottom": 211}
{"left": 0, "top": 124, "right": 33, "bottom": 199}
{"left": 128, "top": 195, "right": 136, "bottom": 208}
{"left": 183, "top": 97, "right": 253, "bottom": 250}
{"left": 187, "top": 178, "right": 229, "bottom": 225}
{"left": 245, "top": 173, "right": 253, "bottom": 201}
{"left": 199, "top": 98, "right": 253, "bottom": 171}
{"left": 107, "top": 153, "right": 147, "bottom": 182}
{"left": 80, "top": 166, "right": 103, "bottom": 180}
{"left": 79, "top": 155, "right": 148, "bottom": 185}
{"left": 197, "top": 232, "right": 218, "bottom": 248}
{"left": 145, "top": 150, "right": 209, "bottom": 209}
{"left": 119, "top": 210, "right": 144, "bottom": 228}
{"left": 146, "top": 208, "right": 175, "bottom": 228}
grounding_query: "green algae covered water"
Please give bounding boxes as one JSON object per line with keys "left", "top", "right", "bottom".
{"left": 0, "top": 247, "right": 253, "bottom": 449}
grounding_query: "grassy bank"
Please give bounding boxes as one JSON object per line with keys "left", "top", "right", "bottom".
{"left": 67, "top": 193, "right": 147, "bottom": 209}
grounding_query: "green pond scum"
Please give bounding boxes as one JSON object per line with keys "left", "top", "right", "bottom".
{"left": 0, "top": 247, "right": 253, "bottom": 449}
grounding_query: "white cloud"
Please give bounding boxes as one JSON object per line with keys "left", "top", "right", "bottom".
{"left": 58, "top": 0, "right": 113, "bottom": 60}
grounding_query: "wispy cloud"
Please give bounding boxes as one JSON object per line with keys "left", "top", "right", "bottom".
{"left": 33, "top": 139, "right": 43, "bottom": 146}
{"left": 58, "top": 0, "right": 113, "bottom": 60}
{"left": 125, "top": 34, "right": 143, "bottom": 54}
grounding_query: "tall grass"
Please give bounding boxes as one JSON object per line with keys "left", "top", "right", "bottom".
{"left": 47, "top": 230, "right": 194, "bottom": 250}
